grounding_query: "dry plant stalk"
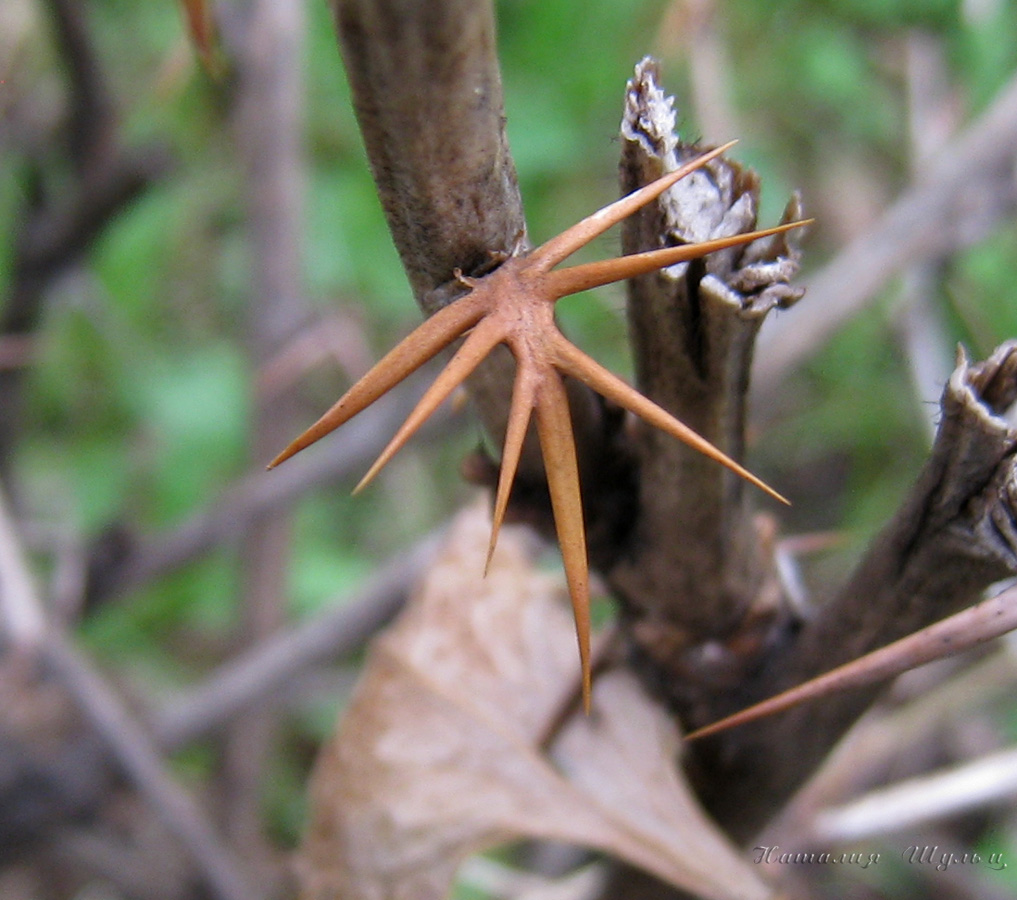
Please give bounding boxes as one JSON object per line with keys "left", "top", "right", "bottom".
{"left": 269, "top": 146, "right": 806, "bottom": 707}
{"left": 689, "top": 342, "right": 1017, "bottom": 841}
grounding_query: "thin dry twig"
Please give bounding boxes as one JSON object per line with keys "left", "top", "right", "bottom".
{"left": 43, "top": 632, "right": 262, "bottom": 900}
{"left": 0, "top": 482, "right": 257, "bottom": 900}
{"left": 756, "top": 68, "right": 1017, "bottom": 390}
{"left": 87, "top": 378, "right": 451, "bottom": 602}
{"left": 2, "top": 0, "right": 166, "bottom": 468}
{"left": 655, "top": 0, "right": 738, "bottom": 144}
{"left": 225, "top": 0, "right": 307, "bottom": 856}
{"left": 153, "top": 528, "right": 445, "bottom": 751}
{"left": 896, "top": 31, "right": 958, "bottom": 443}
{"left": 761, "top": 647, "right": 1017, "bottom": 850}
{"left": 0, "top": 483, "right": 45, "bottom": 649}
{"left": 813, "top": 745, "right": 1017, "bottom": 842}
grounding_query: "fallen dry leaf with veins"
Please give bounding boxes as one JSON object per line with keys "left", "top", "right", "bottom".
{"left": 269, "top": 142, "right": 809, "bottom": 707}
{"left": 297, "top": 503, "right": 775, "bottom": 900}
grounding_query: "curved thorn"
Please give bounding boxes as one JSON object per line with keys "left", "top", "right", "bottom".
{"left": 267, "top": 292, "right": 487, "bottom": 469}
{"left": 534, "top": 373, "right": 592, "bottom": 712}
{"left": 686, "top": 585, "right": 1017, "bottom": 741}
{"left": 531, "top": 141, "right": 738, "bottom": 271}
{"left": 485, "top": 363, "right": 537, "bottom": 576}
{"left": 353, "top": 317, "right": 505, "bottom": 494}
{"left": 546, "top": 219, "right": 812, "bottom": 298}
{"left": 552, "top": 337, "right": 789, "bottom": 506}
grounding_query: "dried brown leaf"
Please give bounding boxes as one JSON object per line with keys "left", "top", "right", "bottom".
{"left": 297, "top": 502, "right": 773, "bottom": 900}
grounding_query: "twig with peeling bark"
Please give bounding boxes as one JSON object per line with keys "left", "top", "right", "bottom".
{"left": 691, "top": 343, "right": 1017, "bottom": 840}
{"left": 608, "top": 60, "right": 804, "bottom": 679}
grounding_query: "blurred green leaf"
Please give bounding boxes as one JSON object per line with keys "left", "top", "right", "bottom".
{"left": 133, "top": 343, "right": 248, "bottom": 524}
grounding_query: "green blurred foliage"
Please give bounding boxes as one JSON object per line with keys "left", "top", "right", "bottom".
{"left": 2, "top": 0, "right": 1016, "bottom": 885}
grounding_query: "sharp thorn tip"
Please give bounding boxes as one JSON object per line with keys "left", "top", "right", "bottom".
{"left": 267, "top": 449, "right": 294, "bottom": 470}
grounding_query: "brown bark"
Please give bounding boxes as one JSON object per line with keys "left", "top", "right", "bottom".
{"left": 330, "top": 0, "right": 608, "bottom": 487}
{"left": 331, "top": 0, "right": 524, "bottom": 301}
{"left": 690, "top": 343, "right": 1017, "bottom": 840}
{"left": 607, "top": 62, "right": 803, "bottom": 708}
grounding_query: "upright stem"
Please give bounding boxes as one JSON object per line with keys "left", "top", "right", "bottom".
{"left": 227, "top": 0, "right": 306, "bottom": 863}
{"left": 332, "top": 0, "right": 525, "bottom": 300}
{"left": 608, "top": 61, "right": 798, "bottom": 710}
{"left": 692, "top": 345, "right": 1017, "bottom": 840}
